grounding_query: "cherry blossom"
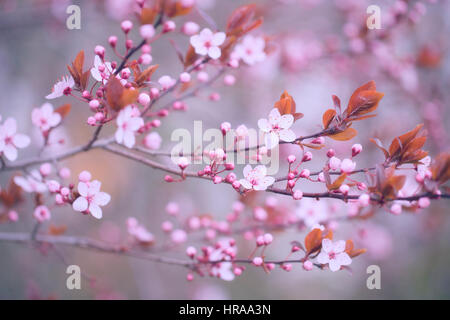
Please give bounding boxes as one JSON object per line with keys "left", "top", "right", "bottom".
{"left": 33, "top": 205, "right": 51, "bottom": 222}
{"left": 127, "top": 217, "right": 154, "bottom": 243}
{"left": 72, "top": 180, "right": 111, "bottom": 219}
{"left": 13, "top": 171, "right": 47, "bottom": 193}
{"left": 91, "top": 55, "right": 115, "bottom": 83}
{"left": 0, "top": 118, "right": 31, "bottom": 161}
{"left": 190, "top": 28, "right": 226, "bottom": 59}
{"left": 31, "top": 103, "right": 62, "bottom": 132}
{"left": 317, "top": 239, "right": 352, "bottom": 272}
{"left": 239, "top": 165, "right": 275, "bottom": 191}
{"left": 45, "top": 76, "right": 75, "bottom": 99}
{"left": 234, "top": 35, "right": 266, "bottom": 65}
{"left": 296, "top": 198, "right": 328, "bottom": 227}
{"left": 144, "top": 132, "right": 162, "bottom": 150}
{"left": 209, "top": 238, "right": 236, "bottom": 281}
{"left": 115, "top": 106, "right": 144, "bottom": 148}
{"left": 258, "top": 108, "right": 296, "bottom": 149}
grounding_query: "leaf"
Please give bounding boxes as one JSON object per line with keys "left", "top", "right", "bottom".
{"left": 105, "top": 78, "right": 138, "bottom": 111}
{"left": 226, "top": 4, "right": 256, "bottom": 35}
{"left": 304, "top": 228, "right": 322, "bottom": 254}
{"left": 322, "top": 109, "right": 336, "bottom": 129}
{"left": 327, "top": 173, "right": 347, "bottom": 191}
{"left": 135, "top": 64, "right": 159, "bottom": 86}
{"left": 345, "top": 81, "right": 383, "bottom": 120}
{"left": 370, "top": 138, "right": 389, "bottom": 159}
{"left": 48, "top": 224, "right": 67, "bottom": 236}
{"left": 140, "top": 8, "right": 158, "bottom": 24}
{"left": 344, "top": 240, "right": 366, "bottom": 258}
{"left": 274, "top": 91, "right": 303, "bottom": 121}
{"left": 431, "top": 152, "right": 450, "bottom": 185}
{"left": 332, "top": 94, "right": 341, "bottom": 113}
{"left": 388, "top": 124, "right": 424, "bottom": 157}
{"left": 67, "top": 50, "right": 88, "bottom": 90}
{"left": 328, "top": 127, "right": 357, "bottom": 141}
{"left": 54, "top": 103, "right": 71, "bottom": 119}
{"left": 184, "top": 45, "right": 198, "bottom": 68}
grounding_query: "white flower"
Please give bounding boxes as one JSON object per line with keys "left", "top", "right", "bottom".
{"left": 190, "top": 28, "right": 226, "bottom": 59}
{"left": 0, "top": 118, "right": 31, "bottom": 161}
{"left": 317, "top": 239, "right": 352, "bottom": 272}
{"left": 13, "top": 170, "right": 47, "bottom": 193}
{"left": 127, "top": 217, "right": 154, "bottom": 243}
{"left": 417, "top": 156, "right": 431, "bottom": 179}
{"left": 31, "top": 103, "right": 61, "bottom": 132}
{"left": 234, "top": 35, "right": 266, "bottom": 65}
{"left": 45, "top": 76, "right": 75, "bottom": 99}
{"left": 296, "top": 198, "right": 328, "bottom": 227}
{"left": 258, "top": 108, "right": 296, "bottom": 149}
{"left": 115, "top": 106, "right": 144, "bottom": 148}
{"left": 72, "top": 180, "right": 111, "bottom": 219}
{"left": 90, "top": 55, "right": 115, "bottom": 83}
{"left": 239, "top": 165, "right": 275, "bottom": 191}
{"left": 209, "top": 238, "right": 236, "bottom": 281}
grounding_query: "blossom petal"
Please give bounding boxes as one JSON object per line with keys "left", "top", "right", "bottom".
{"left": 89, "top": 203, "right": 103, "bottom": 219}
{"left": 72, "top": 196, "right": 88, "bottom": 212}
{"left": 260, "top": 176, "right": 275, "bottom": 188}
{"left": 279, "top": 129, "right": 296, "bottom": 143}
{"left": 333, "top": 240, "right": 346, "bottom": 253}
{"left": 317, "top": 252, "right": 329, "bottom": 264}
{"left": 13, "top": 134, "right": 31, "bottom": 149}
{"left": 77, "top": 182, "right": 88, "bottom": 197}
{"left": 3, "top": 144, "right": 17, "bottom": 161}
{"left": 239, "top": 179, "right": 252, "bottom": 190}
{"left": 94, "top": 192, "right": 111, "bottom": 206}
{"left": 257, "top": 118, "right": 271, "bottom": 132}
{"left": 264, "top": 132, "right": 279, "bottom": 149}
{"left": 321, "top": 238, "right": 333, "bottom": 253}
{"left": 48, "top": 113, "right": 62, "bottom": 127}
{"left": 115, "top": 128, "right": 124, "bottom": 144}
{"left": 243, "top": 164, "right": 252, "bottom": 178}
{"left": 328, "top": 259, "right": 341, "bottom": 272}
{"left": 127, "top": 117, "right": 144, "bottom": 131}
{"left": 212, "top": 32, "right": 226, "bottom": 46}
{"left": 336, "top": 252, "right": 352, "bottom": 266}
{"left": 123, "top": 130, "right": 136, "bottom": 148}
{"left": 279, "top": 114, "right": 294, "bottom": 129}
{"left": 208, "top": 46, "right": 221, "bottom": 59}
{"left": 3, "top": 118, "right": 17, "bottom": 135}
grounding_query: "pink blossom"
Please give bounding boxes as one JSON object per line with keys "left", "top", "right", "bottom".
{"left": 33, "top": 205, "right": 51, "bottom": 222}
{"left": 239, "top": 165, "right": 275, "bottom": 191}
{"left": 32, "top": 103, "right": 61, "bottom": 132}
{"left": 144, "top": 132, "right": 162, "bottom": 150}
{"left": 127, "top": 217, "right": 154, "bottom": 243}
{"left": 171, "top": 229, "right": 187, "bottom": 244}
{"left": 352, "top": 143, "right": 362, "bottom": 157}
{"left": 45, "top": 76, "right": 75, "bottom": 99}
{"left": 252, "top": 257, "right": 263, "bottom": 266}
{"left": 296, "top": 198, "right": 328, "bottom": 227}
{"left": 115, "top": 106, "right": 144, "bottom": 148}
{"left": 340, "top": 158, "right": 356, "bottom": 173}
{"left": 190, "top": 28, "right": 226, "bottom": 59}
{"left": 209, "top": 238, "right": 236, "bottom": 281}
{"left": 91, "top": 56, "right": 115, "bottom": 83}
{"left": 139, "top": 24, "right": 155, "bottom": 39}
{"left": 182, "top": 21, "right": 200, "bottom": 36}
{"left": 329, "top": 156, "right": 341, "bottom": 171}
{"left": 72, "top": 180, "right": 111, "bottom": 219}
{"left": 158, "top": 75, "right": 176, "bottom": 90}
{"left": 234, "top": 35, "right": 266, "bottom": 65}
{"left": 13, "top": 171, "right": 47, "bottom": 193}
{"left": 258, "top": 108, "right": 296, "bottom": 149}
{"left": 0, "top": 118, "right": 31, "bottom": 161}
{"left": 303, "top": 260, "right": 313, "bottom": 271}
{"left": 317, "top": 239, "right": 352, "bottom": 272}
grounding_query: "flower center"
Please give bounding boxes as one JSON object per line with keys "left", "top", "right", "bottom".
{"left": 63, "top": 87, "right": 72, "bottom": 95}
{"left": 328, "top": 251, "right": 336, "bottom": 260}
{"left": 204, "top": 41, "right": 212, "bottom": 49}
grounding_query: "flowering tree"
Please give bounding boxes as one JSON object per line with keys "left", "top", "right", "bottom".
{"left": 0, "top": 0, "right": 449, "bottom": 298}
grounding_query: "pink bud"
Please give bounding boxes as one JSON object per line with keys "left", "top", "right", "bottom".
{"left": 164, "top": 175, "right": 174, "bottom": 182}
{"left": 121, "top": 20, "right": 133, "bottom": 33}
{"left": 352, "top": 143, "right": 362, "bottom": 157}
{"left": 209, "top": 92, "right": 220, "bottom": 101}
{"left": 288, "top": 180, "right": 296, "bottom": 188}
{"left": 329, "top": 156, "right": 341, "bottom": 171}
{"left": 220, "top": 122, "right": 231, "bottom": 135}
{"left": 163, "top": 20, "right": 176, "bottom": 33}
{"left": 8, "top": 210, "right": 18, "bottom": 222}
{"left": 311, "top": 137, "right": 325, "bottom": 144}
{"left": 46, "top": 180, "right": 60, "bottom": 193}
{"left": 39, "top": 163, "right": 52, "bottom": 176}
{"left": 299, "top": 169, "right": 310, "bottom": 178}
{"left": 303, "top": 260, "right": 313, "bottom": 271}
{"left": 224, "top": 74, "right": 236, "bottom": 86}
{"left": 418, "top": 197, "right": 430, "bottom": 208}
{"left": 138, "top": 93, "right": 151, "bottom": 106}
{"left": 256, "top": 236, "right": 265, "bottom": 247}
{"left": 302, "top": 152, "right": 312, "bottom": 162}
{"left": 213, "top": 176, "right": 223, "bottom": 184}
{"left": 197, "top": 71, "right": 209, "bottom": 82}
{"left": 263, "top": 233, "right": 273, "bottom": 245}
{"left": 177, "top": 157, "right": 189, "bottom": 170}
{"left": 59, "top": 167, "right": 71, "bottom": 179}
{"left": 339, "top": 184, "right": 350, "bottom": 194}
{"left": 282, "top": 264, "right": 292, "bottom": 272}
{"left": 161, "top": 220, "right": 173, "bottom": 232}
{"left": 166, "top": 202, "right": 179, "bottom": 216}
{"left": 186, "top": 273, "right": 194, "bottom": 281}
{"left": 232, "top": 181, "right": 241, "bottom": 190}
{"left": 179, "top": 72, "right": 191, "bottom": 83}
{"left": 340, "top": 158, "right": 356, "bottom": 173}
{"left": 390, "top": 203, "right": 402, "bottom": 215}
{"left": 253, "top": 207, "right": 268, "bottom": 221}
{"left": 326, "top": 149, "right": 335, "bottom": 158}
{"left": 150, "top": 87, "right": 160, "bottom": 99}
{"left": 293, "top": 190, "right": 303, "bottom": 200}
{"left": 225, "top": 163, "right": 235, "bottom": 170}
{"left": 186, "top": 246, "right": 197, "bottom": 258}
{"left": 358, "top": 193, "right": 370, "bottom": 207}
{"left": 233, "top": 267, "right": 243, "bottom": 276}
{"left": 60, "top": 187, "right": 70, "bottom": 196}
{"left": 87, "top": 117, "right": 96, "bottom": 126}
{"left": 252, "top": 257, "right": 263, "bottom": 266}
{"left": 140, "top": 24, "right": 155, "bottom": 39}
{"left": 287, "top": 155, "right": 296, "bottom": 164}
{"left": 89, "top": 99, "right": 100, "bottom": 110}
{"left": 94, "top": 45, "right": 105, "bottom": 58}
{"left": 182, "top": 21, "right": 199, "bottom": 36}
{"left": 78, "top": 170, "right": 92, "bottom": 182}
{"left": 108, "top": 35, "right": 117, "bottom": 47}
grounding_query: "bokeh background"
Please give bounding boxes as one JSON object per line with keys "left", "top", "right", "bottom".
{"left": 0, "top": 0, "right": 449, "bottom": 299}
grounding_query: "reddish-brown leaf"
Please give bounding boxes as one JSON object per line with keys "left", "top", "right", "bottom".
{"left": 304, "top": 228, "right": 322, "bottom": 254}
{"left": 322, "top": 109, "right": 336, "bottom": 129}
{"left": 328, "top": 127, "right": 357, "bottom": 141}
{"left": 274, "top": 91, "right": 303, "bottom": 121}
{"left": 54, "top": 103, "right": 71, "bottom": 119}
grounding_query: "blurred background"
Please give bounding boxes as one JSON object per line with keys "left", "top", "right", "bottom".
{"left": 0, "top": 0, "right": 449, "bottom": 299}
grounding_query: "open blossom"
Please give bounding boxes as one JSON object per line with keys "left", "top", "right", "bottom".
{"left": 209, "top": 238, "right": 236, "bottom": 281}
{"left": 72, "top": 180, "right": 111, "bottom": 219}
{"left": 190, "top": 28, "right": 226, "bottom": 59}
{"left": 127, "top": 217, "right": 154, "bottom": 243}
{"left": 31, "top": 103, "right": 61, "bottom": 132}
{"left": 115, "top": 106, "right": 144, "bottom": 148}
{"left": 13, "top": 170, "right": 47, "bottom": 193}
{"left": 317, "top": 239, "right": 352, "bottom": 272}
{"left": 234, "top": 35, "right": 266, "bottom": 65}
{"left": 258, "top": 108, "right": 296, "bottom": 149}
{"left": 239, "top": 165, "right": 275, "bottom": 191}
{"left": 0, "top": 118, "right": 31, "bottom": 161}
{"left": 296, "top": 198, "right": 328, "bottom": 227}
{"left": 33, "top": 205, "right": 51, "bottom": 222}
{"left": 340, "top": 158, "right": 356, "bottom": 173}
{"left": 45, "top": 76, "right": 75, "bottom": 99}
{"left": 91, "top": 55, "right": 115, "bottom": 83}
